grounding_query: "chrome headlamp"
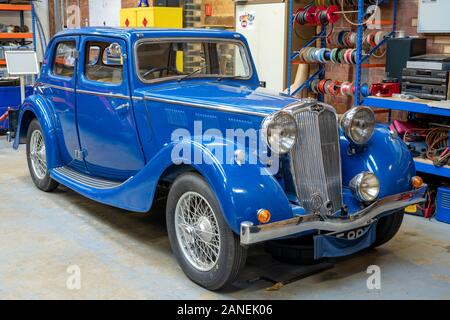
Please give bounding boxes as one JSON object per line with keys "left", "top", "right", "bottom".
{"left": 261, "top": 111, "right": 297, "bottom": 154}
{"left": 340, "top": 107, "right": 376, "bottom": 145}
{"left": 350, "top": 172, "right": 380, "bottom": 202}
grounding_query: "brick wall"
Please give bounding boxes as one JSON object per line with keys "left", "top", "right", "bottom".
{"left": 201, "top": 0, "right": 235, "bottom": 28}
{"left": 49, "top": 0, "right": 90, "bottom": 35}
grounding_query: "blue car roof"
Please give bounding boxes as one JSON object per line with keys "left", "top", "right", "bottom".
{"left": 54, "top": 27, "right": 243, "bottom": 41}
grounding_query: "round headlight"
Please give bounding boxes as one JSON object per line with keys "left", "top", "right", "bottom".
{"left": 350, "top": 172, "right": 380, "bottom": 202}
{"left": 340, "top": 107, "right": 376, "bottom": 145}
{"left": 262, "top": 111, "right": 297, "bottom": 154}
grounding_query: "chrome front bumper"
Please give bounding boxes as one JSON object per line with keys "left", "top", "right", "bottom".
{"left": 240, "top": 186, "right": 427, "bottom": 245}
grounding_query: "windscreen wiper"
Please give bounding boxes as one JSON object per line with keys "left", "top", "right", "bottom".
{"left": 178, "top": 65, "right": 209, "bottom": 83}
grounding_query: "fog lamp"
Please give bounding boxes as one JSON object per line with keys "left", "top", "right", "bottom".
{"left": 350, "top": 172, "right": 380, "bottom": 202}
{"left": 257, "top": 209, "right": 271, "bottom": 224}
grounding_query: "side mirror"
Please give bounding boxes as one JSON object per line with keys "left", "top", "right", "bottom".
{"left": 103, "top": 42, "right": 123, "bottom": 66}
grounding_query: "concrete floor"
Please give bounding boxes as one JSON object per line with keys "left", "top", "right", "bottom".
{"left": 1, "top": 139, "right": 450, "bottom": 300}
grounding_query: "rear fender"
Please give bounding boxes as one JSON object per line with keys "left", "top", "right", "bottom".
{"left": 13, "top": 95, "right": 63, "bottom": 169}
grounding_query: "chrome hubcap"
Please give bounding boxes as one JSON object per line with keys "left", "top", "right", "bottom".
{"left": 175, "top": 192, "right": 221, "bottom": 272}
{"left": 30, "top": 130, "right": 47, "bottom": 180}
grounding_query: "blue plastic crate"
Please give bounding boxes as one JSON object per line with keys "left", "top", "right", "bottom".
{"left": 436, "top": 187, "right": 450, "bottom": 224}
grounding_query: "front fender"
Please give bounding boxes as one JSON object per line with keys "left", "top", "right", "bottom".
{"left": 159, "top": 139, "right": 293, "bottom": 233}
{"left": 13, "top": 94, "right": 63, "bottom": 169}
{"left": 340, "top": 125, "right": 416, "bottom": 198}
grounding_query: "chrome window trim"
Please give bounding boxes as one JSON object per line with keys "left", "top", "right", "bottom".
{"left": 143, "top": 95, "right": 267, "bottom": 117}
{"left": 133, "top": 37, "right": 254, "bottom": 85}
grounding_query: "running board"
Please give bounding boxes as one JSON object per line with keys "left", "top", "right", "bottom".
{"left": 53, "top": 166, "right": 124, "bottom": 190}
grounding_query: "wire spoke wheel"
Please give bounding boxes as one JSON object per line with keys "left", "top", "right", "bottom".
{"left": 30, "top": 129, "right": 47, "bottom": 180}
{"left": 174, "top": 191, "right": 221, "bottom": 272}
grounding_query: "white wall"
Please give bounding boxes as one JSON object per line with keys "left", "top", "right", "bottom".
{"left": 235, "top": 2, "right": 287, "bottom": 93}
{"left": 89, "top": 0, "right": 121, "bottom": 27}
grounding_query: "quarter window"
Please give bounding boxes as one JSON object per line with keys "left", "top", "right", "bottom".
{"left": 53, "top": 41, "right": 76, "bottom": 78}
{"left": 85, "top": 41, "right": 123, "bottom": 84}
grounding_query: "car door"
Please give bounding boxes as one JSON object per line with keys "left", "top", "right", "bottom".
{"left": 76, "top": 37, "right": 145, "bottom": 181}
{"left": 40, "top": 36, "right": 87, "bottom": 172}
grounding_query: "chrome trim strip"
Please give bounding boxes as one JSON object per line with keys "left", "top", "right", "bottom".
{"left": 37, "top": 83, "right": 74, "bottom": 93}
{"left": 143, "top": 95, "right": 268, "bottom": 117}
{"left": 240, "top": 185, "right": 427, "bottom": 245}
{"left": 37, "top": 83, "right": 130, "bottom": 100}
{"left": 77, "top": 89, "right": 130, "bottom": 100}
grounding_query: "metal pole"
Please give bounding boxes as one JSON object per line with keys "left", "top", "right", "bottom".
{"left": 287, "top": 0, "right": 293, "bottom": 95}
{"left": 31, "top": 3, "right": 37, "bottom": 52}
{"left": 392, "top": 0, "right": 398, "bottom": 34}
{"left": 20, "top": 75, "right": 25, "bottom": 104}
{"left": 319, "top": 26, "right": 326, "bottom": 102}
{"left": 354, "top": 0, "right": 365, "bottom": 106}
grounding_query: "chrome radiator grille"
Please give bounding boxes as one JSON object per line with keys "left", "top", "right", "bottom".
{"left": 289, "top": 104, "right": 343, "bottom": 216}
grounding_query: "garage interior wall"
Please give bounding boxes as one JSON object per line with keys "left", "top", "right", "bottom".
{"left": 47, "top": 0, "right": 450, "bottom": 113}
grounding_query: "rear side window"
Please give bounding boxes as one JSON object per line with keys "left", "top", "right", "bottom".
{"left": 53, "top": 41, "right": 76, "bottom": 78}
{"left": 84, "top": 41, "right": 123, "bottom": 84}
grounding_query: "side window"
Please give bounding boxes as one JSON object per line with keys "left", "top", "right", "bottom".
{"left": 53, "top": 41, "right": 76, "bottom": 78}
{"left": 85, "top": 41, "right": 123, "bottom": 84}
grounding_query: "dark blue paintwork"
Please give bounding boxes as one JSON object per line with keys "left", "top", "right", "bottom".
{"left": 13, "top": 28, "right": 416, "bottom": 236}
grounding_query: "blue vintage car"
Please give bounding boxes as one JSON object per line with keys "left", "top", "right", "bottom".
{"left": 10, "top": 27, "right": 426, "bottom": 290}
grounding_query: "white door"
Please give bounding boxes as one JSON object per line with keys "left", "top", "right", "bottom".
{"left": 89, "top": 0, "right": 121, "bottom": 27}
{"left": 236, "top": 2, "right": 287, "bottom": 93}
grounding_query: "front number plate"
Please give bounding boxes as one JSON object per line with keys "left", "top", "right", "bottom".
{"left": 334, "top": 226, "right": 371, "bottom": 241}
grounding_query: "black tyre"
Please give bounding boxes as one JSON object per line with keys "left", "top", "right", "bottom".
{"left": 26, "top": 119, "right": 59, "bottom": 192}
{"left": 372, "top": 210, "right": 404, "bottom": 248}
{"left": 166, "top": 172, "right": 247, "bottom": 290}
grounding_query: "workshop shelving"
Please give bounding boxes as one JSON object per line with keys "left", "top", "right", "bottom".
{"left": 364, "top": 96, "right": 450, "bottom": 178}
{"left": 0, "top": 33, "right": 33, "bottom": 39}
{"left": 0, "top": 4, "right": 32, "bottom": 11}
{"left": 287, "top": 0, "right": 398, "bottom": 106}
{"left": 0, "top": 3, "right": 36, "bottom": 51}
{"left": 0, "top": 2, "right": 37, "bottom": 130}
{"left": 364, "top": 97, "right": 450, "bottom": 118}
{"left": 415, "top": 158, "right": 450, "bottom": 178}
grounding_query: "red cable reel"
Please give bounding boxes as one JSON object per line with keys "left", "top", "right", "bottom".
{"left": 295, "top": 5, "right": 317, "bottom": 25}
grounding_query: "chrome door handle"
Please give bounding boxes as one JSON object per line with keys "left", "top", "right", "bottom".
{"left": 115, "top": 103, "right": 130, "bottom": 111}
